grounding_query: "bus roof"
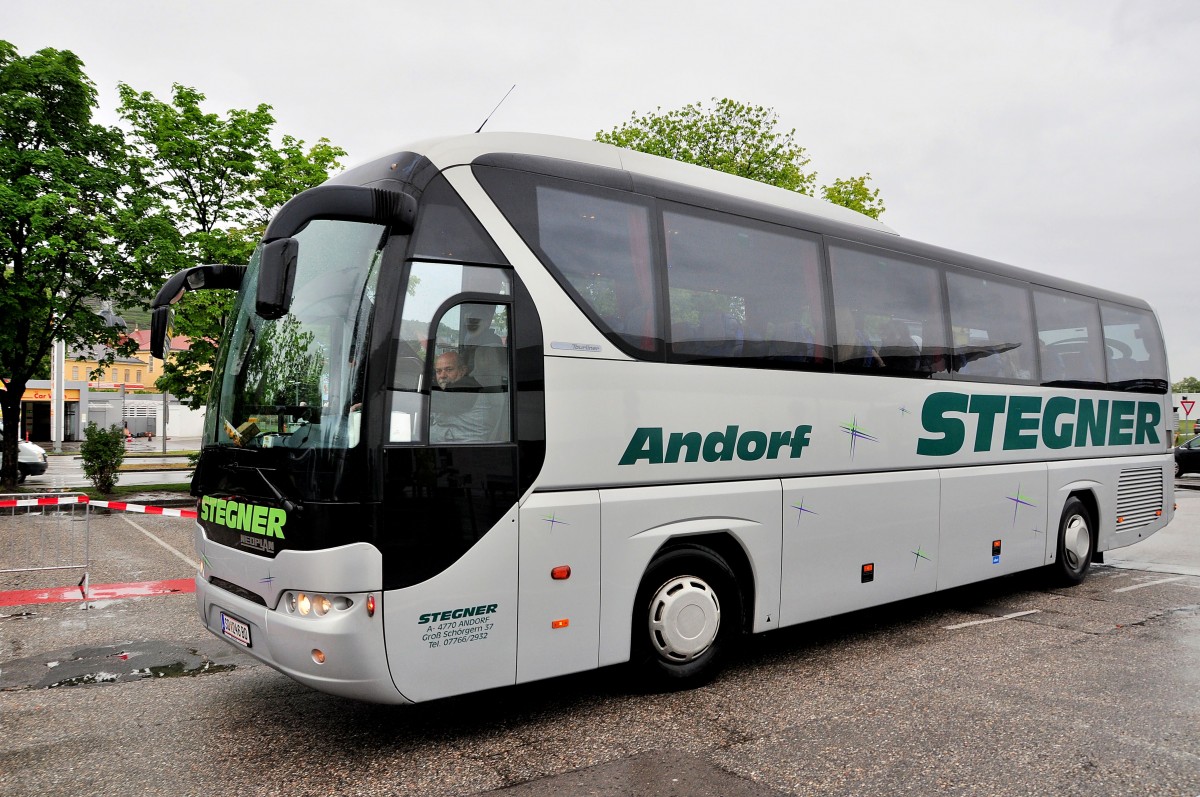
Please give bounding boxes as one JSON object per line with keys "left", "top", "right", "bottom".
{"left": 347, "top": 132, "right": 897, "bottom": 235}
{"left": 336, "top": 132, "right": 1153, "bottom": 312}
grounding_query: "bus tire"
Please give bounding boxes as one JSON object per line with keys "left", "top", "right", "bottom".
{"left": 1053, "top": 496, "right": 1094, "bottom": 586}
{"left": 631, "top": 545, "right": 742, "bottom": 688}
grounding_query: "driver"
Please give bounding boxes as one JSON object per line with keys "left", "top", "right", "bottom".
{"left": 429, "top": 350, "right": 498, "bottom": 442}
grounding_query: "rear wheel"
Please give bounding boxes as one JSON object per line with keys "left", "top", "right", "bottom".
{"left": 631, "top": 545, "right": 742, "bottom": 687}
{"left": 1053, "top": 496, "right": 1094, "bottom": 586}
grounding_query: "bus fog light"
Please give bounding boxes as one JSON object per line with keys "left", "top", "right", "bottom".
{"left": 312, "top": 649, "right": 326, "bottom": 664}
{"left": 297, "top": 593, "right": 312, "bottom": 616}
{"left": 314, "top": 595, "right": 332, "bottom": 616}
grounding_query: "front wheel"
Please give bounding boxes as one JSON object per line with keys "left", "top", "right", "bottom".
{"left": 1053, "top": 496, "right": 1094, "bottom": 586}
{"left": 631, "top": 545, "right": 742, "bottom": 688}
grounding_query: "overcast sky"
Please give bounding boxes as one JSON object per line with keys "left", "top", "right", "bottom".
{"left": 9, "top": 1, "right": 1200, "bottom": 380}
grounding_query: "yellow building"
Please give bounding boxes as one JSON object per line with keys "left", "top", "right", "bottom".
{"left": 66, "top": 329, "right": 190, "bottom": 390}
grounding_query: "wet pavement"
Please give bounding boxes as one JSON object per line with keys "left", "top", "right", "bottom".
{"left": 1, "top": 490, "right": 1198, "bottom": 796}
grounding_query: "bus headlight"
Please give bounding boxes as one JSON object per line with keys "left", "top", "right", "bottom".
{"left": 283, "top": 591, "right": 354, "bottom": 618}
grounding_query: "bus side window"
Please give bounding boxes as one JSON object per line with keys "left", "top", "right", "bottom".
{"left": 663, "top": 204, "right": 828, "bottom": 368}
{"left": 829, "top": 242, "right": 948, "bottom": 377}
{"left": 946, "top": 272, "right": 1036, "bottom": 382}
{"left": 1099, "top": 303, "right": 1168, "bottom": 392}
{"left": 1033, "top": 290, "right": 1105, "bottom": 387}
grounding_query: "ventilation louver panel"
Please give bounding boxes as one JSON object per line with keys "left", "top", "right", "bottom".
{"left": 1116, "top": 467, "right": 1164, "bottom": 530}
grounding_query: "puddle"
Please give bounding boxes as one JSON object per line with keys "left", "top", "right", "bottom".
{"left": 0, "top": 641, "right": 235, "bottom": 690}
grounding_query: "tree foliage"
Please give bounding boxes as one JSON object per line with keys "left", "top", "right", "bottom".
{"left": 117, "top": 83, "right": 345, "bottom": 408}
{"left": 821, "top": 173, "right": 886, "bottom": 220}
{"left": 0, "top": 42, "right": 174, "bottom": 488}
{"left": 1172, "top": 376, "right": 1200, "bottom": 393}
{"left": 596, "top": 98, "right": 885, "bottom": 219}
{"left": 79, "top": 421, "right": 125, "bottom": 493}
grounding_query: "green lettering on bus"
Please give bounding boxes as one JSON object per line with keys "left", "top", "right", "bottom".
{"left": 620, "top": 425, "right": 812, "bottom": 465}
{"left": 917, "top": 392, "right": 1161, "bottom": 456}
{"left": 199, "top": 496, "right": 287, "bottom": 539}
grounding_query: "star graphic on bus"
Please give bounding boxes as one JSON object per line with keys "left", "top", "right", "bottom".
{"left": 899, "top": 406, "right": 912, "bottom": 417}
{"left": 1006, "top": 484, "right": 1037, "bottom": 526}
{"left": 542, "top": 513, "right": 569, "bottom": 532}
{"left": 840, "top": 417, "right": 878, "bottom": 459}
{"left": 260, "top": 571, "right": 275, "bottom": 586}
{"left": 791, "top": 498, "right": 819, "bottom": 524}
{"left": 911, "top": 547, "right": 932, "bottom": 569}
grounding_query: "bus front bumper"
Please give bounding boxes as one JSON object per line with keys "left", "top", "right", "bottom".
{"left": 197, "top": 575, "right": 411, "bottom": 704}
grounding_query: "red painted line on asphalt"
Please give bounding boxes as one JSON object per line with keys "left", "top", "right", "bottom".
{"left": 0, "top": 578, "right": 196, "bottom": 607}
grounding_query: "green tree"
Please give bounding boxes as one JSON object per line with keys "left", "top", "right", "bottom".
{"left": 0, "top": 42, "right": 173, "bottom": 489}
{"left": 596, "top": 98, "right": 885, "bottom": 219}
{"left": 79, "top": 421, "right": 125, "bottom": 493}
{"left": 117, "top": 83, "right": 345, "bottom": 408}
{"left": 1172, "top": 376, "right": 1200, "bottom": 393}
{"left": 821, "top": 173, "right": 886, "bottom": 220}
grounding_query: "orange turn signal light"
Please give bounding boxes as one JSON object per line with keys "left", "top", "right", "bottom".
{"left": 551, "top": 618, "right": 569, "bottom": 629}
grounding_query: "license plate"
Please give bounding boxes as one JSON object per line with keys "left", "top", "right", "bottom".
{"left": 220, "top": 612, "right": 252, "bottom": 648}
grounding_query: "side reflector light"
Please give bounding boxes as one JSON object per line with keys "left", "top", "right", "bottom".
{"left": 367, "top": 595, "right": 376, "bottom": 617}
{"left": 551, "top": 618, "right": 569, "bottom": 629}
{"left": 551, "top": 566, "right": 571, "bottom": 580}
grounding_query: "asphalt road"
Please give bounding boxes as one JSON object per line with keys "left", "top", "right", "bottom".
{"left": 1, "top": 490, "right": 1198, "bottom": 796}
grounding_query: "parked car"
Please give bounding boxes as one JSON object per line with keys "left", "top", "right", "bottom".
{"left": 0, "top": 423, "right": 49, "bottom": 483}
{"left": 1174, "top": 434, "right": 1200, "bottom": 477}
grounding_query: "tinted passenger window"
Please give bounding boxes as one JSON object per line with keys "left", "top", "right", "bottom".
{"left": 664, "top": 205, "right": 828, "bottom": 367}
{"left": 1033, "top": 290, "right": 1105, "bottom": 387}
{"left": 828, "top": 242, "right": 948, "bottom": 377}
{"left": 476, "top": 168, "right": 659, "bottom": 355}
{"left": 946, "top": 272, "right": 1036, "bottom": 381}
{"left": 1100, "top": 304, "right": 1168, "bottom": 393}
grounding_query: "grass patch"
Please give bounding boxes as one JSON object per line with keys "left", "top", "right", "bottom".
{"left": 122, "top": 451, "right": 198, "bottom": 459}
{"left": 118, "top": 462, "right": 193, "bottom": 472}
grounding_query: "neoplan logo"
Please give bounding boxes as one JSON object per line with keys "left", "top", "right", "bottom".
{"left": 200, "top": 496, "right": 287, "bottom": 539}
{"left": 620, "top": 425, "right": 813, "bottom": 465}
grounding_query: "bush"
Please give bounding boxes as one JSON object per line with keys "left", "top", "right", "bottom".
{"left": 80, "top": 422, "right": 126, "bottom": 493}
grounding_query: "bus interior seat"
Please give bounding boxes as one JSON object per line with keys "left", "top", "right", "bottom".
{"left": 768, "top": 322, "right": 816, "bottom": 363}
{"left": 881, "top": 320, "right": 920, "bottom": 372}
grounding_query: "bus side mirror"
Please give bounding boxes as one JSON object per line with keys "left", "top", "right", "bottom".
{"left": 150, "top": 306, "right": 172, "bottom": 360}
{"left": 256, "top": 238, "right": 300, "bottom": 320}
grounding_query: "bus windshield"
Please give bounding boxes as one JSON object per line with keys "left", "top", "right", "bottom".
{"left": 204, "top": 219, "right": 386, "bottom": 451}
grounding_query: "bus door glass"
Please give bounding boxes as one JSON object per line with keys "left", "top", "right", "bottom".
{"left": 381, "top": 262, "right": 519, "bottom": 589}
{"left": 385, "top": 263, "right": 512, "bottom": 443}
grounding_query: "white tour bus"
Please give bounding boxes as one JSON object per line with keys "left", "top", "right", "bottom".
{"left": 150, "top": 133, "right": 1173, "bottom": 704}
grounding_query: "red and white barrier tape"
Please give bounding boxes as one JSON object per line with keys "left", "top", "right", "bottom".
{"left": 0, "top": 494, "right": 196, "bottom": 519}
